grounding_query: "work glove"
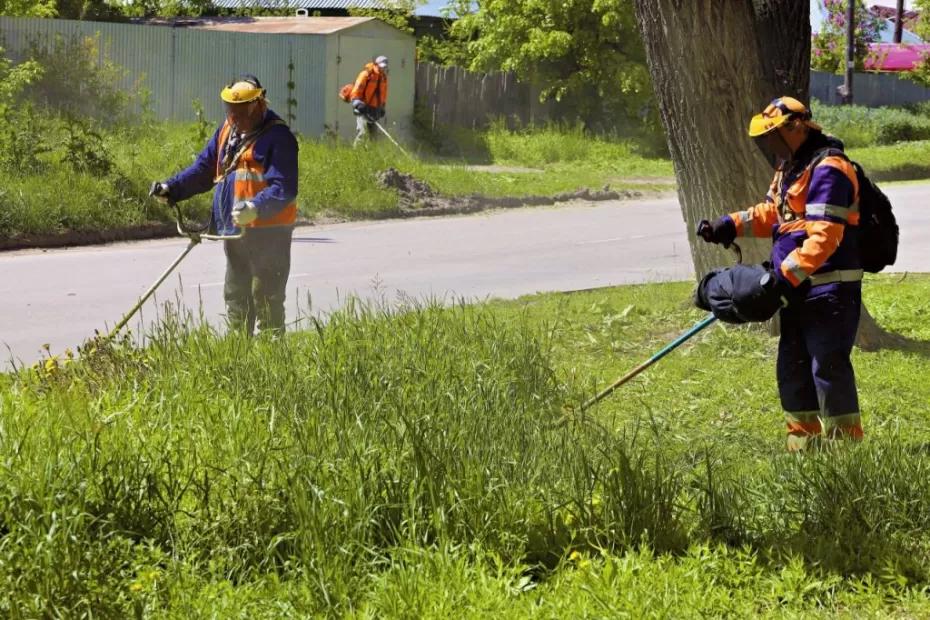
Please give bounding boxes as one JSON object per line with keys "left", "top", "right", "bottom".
{"left": 696, "top": 216, "right": 737, "bottom": 248}
{"left": 149, "top": 181, "right": 171, "bottom": 203}
{"left": 232, "top": 200, "right": 258, "bottom": 226}
{"left": 352, "top": 99, "right": 367, "bottom": 116}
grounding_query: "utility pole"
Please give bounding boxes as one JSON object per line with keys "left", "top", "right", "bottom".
{"left": 894, "top": 0, "right": 904, "bottom": 43}
{"left": 841, "top": 0, "right": 855, "bottom": 104}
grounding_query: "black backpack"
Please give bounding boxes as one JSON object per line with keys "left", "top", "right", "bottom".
{"left": 810, "top": 148, "right": 899, "bottom": 273}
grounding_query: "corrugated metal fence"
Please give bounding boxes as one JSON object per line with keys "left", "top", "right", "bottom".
{"left": 810, "top": 69, "right": 930, "bottom": 106}
{"left": 0, "top": 17, "right": 327, "bottom": 135}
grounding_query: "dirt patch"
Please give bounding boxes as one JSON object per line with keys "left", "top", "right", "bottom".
{"left": 377, "top": 168, "right": 643, "bottom": 217}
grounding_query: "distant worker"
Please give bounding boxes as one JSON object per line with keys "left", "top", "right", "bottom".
{"left": 150, "top": 74, "right": 299, "bottom": 336}
{"left": 350, "top": 55, "right": 389, "bottom": 146}
{"left": 697, "top": 97, "right": 863, "bottom": 451}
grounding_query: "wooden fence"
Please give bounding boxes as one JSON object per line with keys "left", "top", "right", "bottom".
{"left": 415, "top": 63, "right": 930, "bottom": 132}
{"left": 414, "top": 62, "right": 560, "bottom": 130}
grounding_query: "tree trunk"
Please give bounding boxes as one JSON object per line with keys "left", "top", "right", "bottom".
{"left": 632, "top": 0, "right": 809, "bottom": 276}
{"left": 634, "top": 0, "right": 895, "bottom": 348}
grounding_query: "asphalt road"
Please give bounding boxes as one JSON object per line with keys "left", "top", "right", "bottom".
{"left": 2, "top": 184, "right": 928, "bottom": 368}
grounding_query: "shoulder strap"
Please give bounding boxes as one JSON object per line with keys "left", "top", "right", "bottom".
{"left": 216, "top": 118, "right": 289, "bottom": 181}
{"left": 808, "top": 146, "right": 847, "bottom": 172}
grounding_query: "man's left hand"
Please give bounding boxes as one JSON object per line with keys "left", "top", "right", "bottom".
{"left": 232, "top": 201, "right": 258, "bottom": 226}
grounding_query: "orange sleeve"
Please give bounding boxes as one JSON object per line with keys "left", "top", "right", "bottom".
{"left": 381, "top": 76, "right": 388, "bottom": 106}
{"left": 350, "top": 69, "right": 369, "bottom": 101}
{"left": 780, "top": 220, "right": 845, "bottom": 286}
{"left": 729, "top": 201, "right": 779, "bottom": 238}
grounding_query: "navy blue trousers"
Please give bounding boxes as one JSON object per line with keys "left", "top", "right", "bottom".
{"left": 777, "top": 283, "right": 861, "bottom": 420}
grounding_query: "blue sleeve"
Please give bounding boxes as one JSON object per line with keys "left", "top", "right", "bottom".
{"left": 250, "top": 127, "right": 299, "bottom": 218}
{"left": 166, "top": 125, "right": 222, "bottom": 202}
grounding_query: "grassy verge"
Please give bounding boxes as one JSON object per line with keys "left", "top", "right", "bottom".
{"left": 2, "top": 111, "right": 929, "bottom": 240}
{"left": 849, "top": 140, "right": 930, "bottom": 181}
{"left": 2, "top": 275, "right": 929, "bottom": 616}
{"left": 0, "top": 118, "right": 673, "bottom": 239}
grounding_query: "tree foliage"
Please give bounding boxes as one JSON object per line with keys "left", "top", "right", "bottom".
{"left": 348, "top": 0, "right": 418, "bottom": 34}
{"left": 810, "top": 0, "right": 886, "bottom": 74}
{"left": 0, "top": 0, "right": 56, "bottom": 17}
{"left": 445, "top": 0, "right": 652, "bottom": 122}
{"left": 903, "top": 0, "right": 930, "bottom": 87}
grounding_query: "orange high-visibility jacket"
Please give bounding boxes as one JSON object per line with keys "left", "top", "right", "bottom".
{"left": 216, "top": 118, "right": 298, "bottom": 228}
{"left": 728, "top": 146, "right": 859, "bottom": 287}
{"left": 350, "top": 63, "right": 388, "bottom": 109}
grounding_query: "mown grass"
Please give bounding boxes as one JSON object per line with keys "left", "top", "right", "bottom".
{"left": 2, "top": 275, "right": 929, "bottom": 616}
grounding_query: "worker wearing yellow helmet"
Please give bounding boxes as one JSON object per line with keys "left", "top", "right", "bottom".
{"left": 150, "top": 74, "right": 299, "bottom": 336}
{"left": 697, "top": 96, "right": 864, "bottom": 451}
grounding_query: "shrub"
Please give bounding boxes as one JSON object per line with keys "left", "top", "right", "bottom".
{"left": 22, "top": 33, "right": 137, "bottom": 123}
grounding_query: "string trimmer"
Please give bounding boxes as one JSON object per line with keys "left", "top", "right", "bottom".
{"left": 103, "top": 200, "right": 243, "bottom": 341}
{"left": 578, "top": 242, "right": 743, "bottom": 411}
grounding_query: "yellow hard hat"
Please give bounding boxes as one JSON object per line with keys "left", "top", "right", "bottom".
{"left": 220, "top": 74, "right": 265, "bottom": 104}
{"left": 748, "top": 96, "right": 821, "bottom": 137}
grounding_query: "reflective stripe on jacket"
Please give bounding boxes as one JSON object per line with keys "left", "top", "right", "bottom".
{"left": 350, "top": 63, "right": 388, "bottom": 108}
{"left": 726, "top": 133, "right": 860, "bottom": 288}
{"left": 216, "top": 119, "right": 298, "bottom": 229}
{"left": 168, "top": 109, "right": 299, "bottom": 235}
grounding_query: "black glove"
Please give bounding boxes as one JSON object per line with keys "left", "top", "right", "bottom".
{"left": 149, "top": 181, "right": 171, "bottom": 203}
{"left": 352, "top": 99, "right": 368, "bottom": 116}
{"left": 696, "top": 217, "right": 736, "bottom": 248}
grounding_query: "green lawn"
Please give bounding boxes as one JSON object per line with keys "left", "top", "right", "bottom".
{"left": 2, "top": 275, "right": 929, "bottom": 616}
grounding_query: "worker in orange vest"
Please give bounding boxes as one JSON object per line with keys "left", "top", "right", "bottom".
{"left": 350, "top": 55, "right": 389, "bottom": 147}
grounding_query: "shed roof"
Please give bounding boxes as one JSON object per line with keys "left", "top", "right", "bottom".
{"left": 145, "top": 16, "right": 380, "bottom": 35}
{"left": 196, "top": 16, "right": 375, "bottom": 34}
{"left": 207, "top": 0, "right": 458, "bottom": 17}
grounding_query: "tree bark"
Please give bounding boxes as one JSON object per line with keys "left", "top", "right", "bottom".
{"left": 632, "top": 0, "right": 809, "bottom": 276}
{"left": 634, "top": 0, "right": 895, "bottom": 348}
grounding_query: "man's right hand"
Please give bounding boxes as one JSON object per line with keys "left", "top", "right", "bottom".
{"left": 352, "top": 99, "right": 367, "bottom": 116}
{"left": 149, "top": 181, "right": 171, "bottom": 203}
{"left": 696, "top": 217, "right": 736, "bottom": 248}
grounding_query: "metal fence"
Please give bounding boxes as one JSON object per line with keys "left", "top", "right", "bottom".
{"left": 0, "top": 17, "right": 328, "bottom": 135}
{"left": 810, "top": 70, "right": 930, "bottom": 107}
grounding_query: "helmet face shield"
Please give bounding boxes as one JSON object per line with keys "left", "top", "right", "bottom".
{"left": 753, "top": 133, "right": 779, "bottom": 169}
{"left": 753, "top": 130, "right": 793, "bottom": 169}
{"left": 224, "top": 99, "right": 262, "bottom": 131}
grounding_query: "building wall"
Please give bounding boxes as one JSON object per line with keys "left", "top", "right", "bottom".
{"left": 0, "top": 16, "right": 416, "bottom": 140}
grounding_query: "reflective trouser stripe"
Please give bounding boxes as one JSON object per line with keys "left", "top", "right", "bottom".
{"left": 809, "top": 269, "right": 864, "bottom": 287}
{"left": 786, "top": 411, "right": 822, "bottom": 452}
{"left": 785, "top": 411, "right": 821, "bottom": 435}
{"left": 821, "top": 412, "right": 864, "bottom": 440}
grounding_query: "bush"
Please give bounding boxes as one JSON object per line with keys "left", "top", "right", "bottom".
{"left": 22, "top": 33, "right": 137, "bottom": 123}
{"left": 812, "top": 100, "right": 930, "bottom": 147}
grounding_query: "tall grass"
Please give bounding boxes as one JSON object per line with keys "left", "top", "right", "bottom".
{"left": 2, "top": 276, "right": 930, "bottom": 615}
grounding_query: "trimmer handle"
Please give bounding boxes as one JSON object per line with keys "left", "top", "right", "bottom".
{"left": 170, "top": 200, "right": 244, "bottom": 241}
